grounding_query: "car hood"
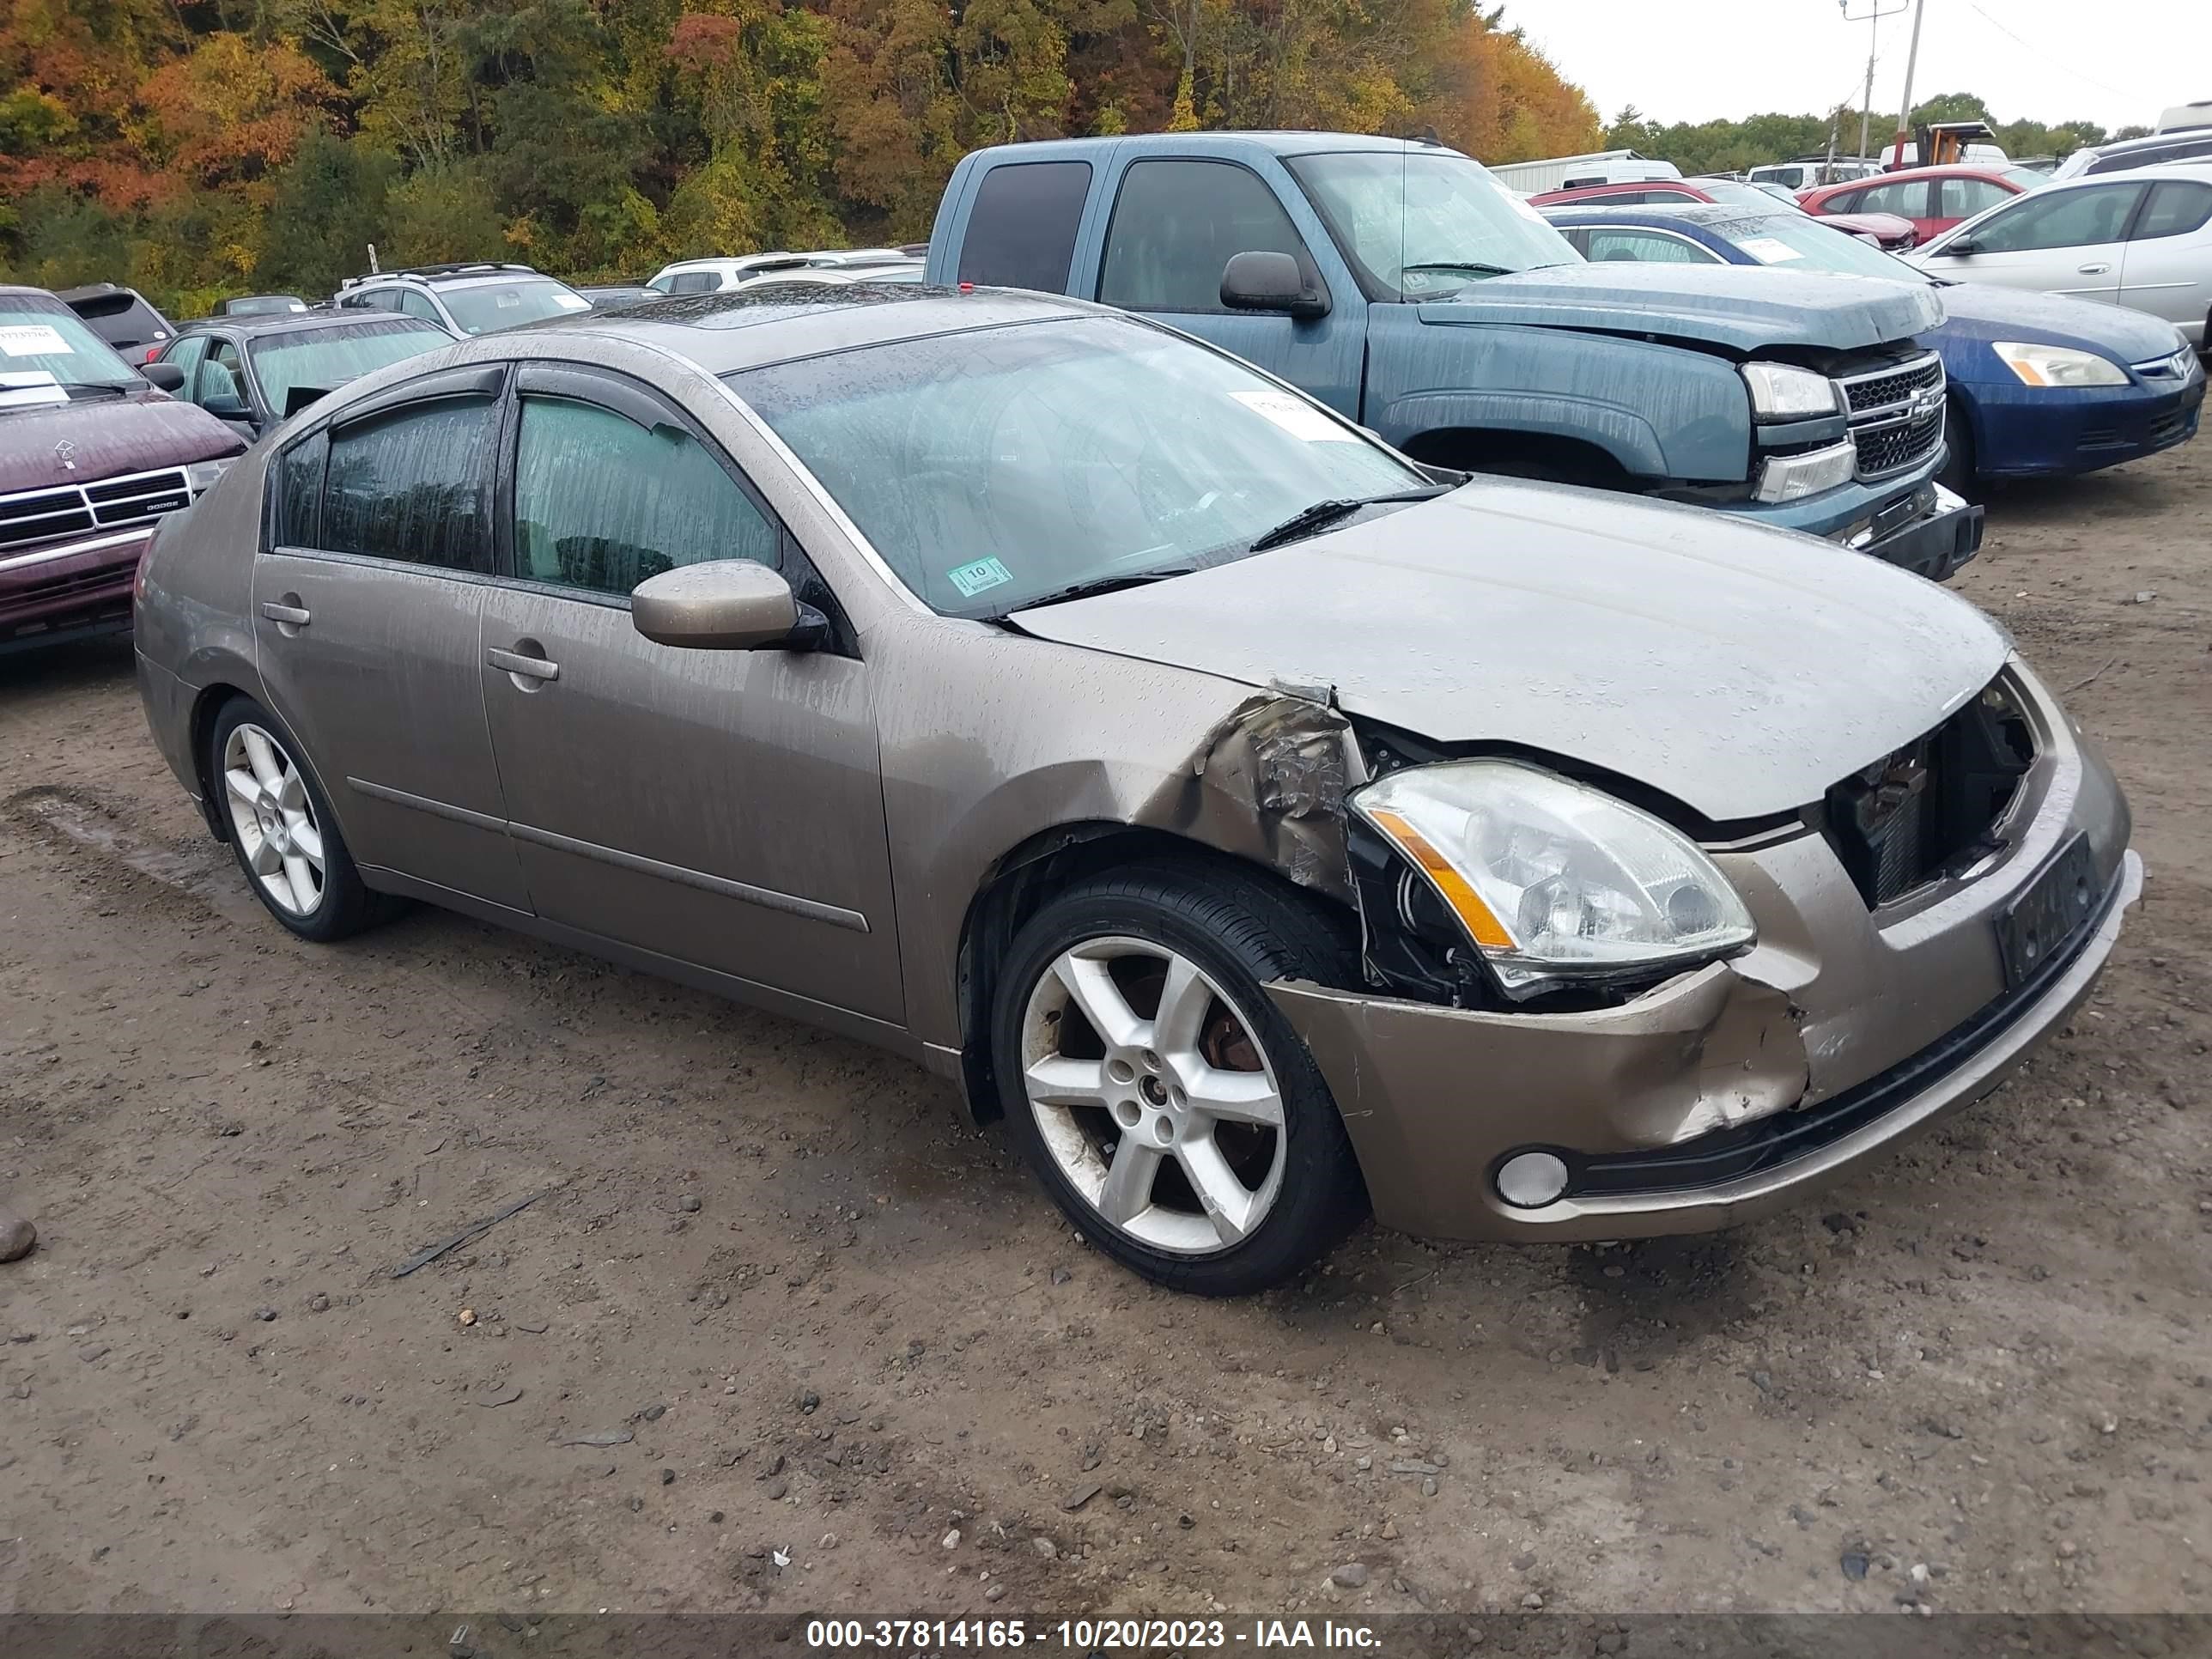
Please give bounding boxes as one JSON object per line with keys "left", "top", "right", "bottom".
{"left": 1927, "top": 281, "right": 2189, "bottom": 371}
{"left": 1419, "top": 263, "right": 1943, "bottom": 353}
{"left": 1011, "top": 482, "right": 2008, "bottom": 823}
{"left": 0, "top": 390, "right": 242, "bottom": 495}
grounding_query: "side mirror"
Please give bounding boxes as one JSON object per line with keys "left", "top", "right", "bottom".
{"left": 142, "top": 361, "right": 185, "bottom": 392}
{"left": 1942, "top": 238, "right": 1980, "bottom": 257}
{"left": 283, "top": 384, "right": 332, "bottom": 419}
{"left": 632, "top": 560, "right": 824, "bottom": 651}
{"left": 1220, "top": 252, "right": 1329, "bottom": 319}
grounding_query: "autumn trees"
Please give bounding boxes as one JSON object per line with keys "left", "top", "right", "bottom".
{"left": 0, "top": 0, "right": 1598, "bottom": 310}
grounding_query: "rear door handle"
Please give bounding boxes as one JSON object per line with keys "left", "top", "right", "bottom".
{"left": 2077, "top": 262, "right": 2112, "bottom": 275}
{"left": 258, "top": 600, "right": 310, "bottom": 627}
{"left": 488, "top": 646, "right": 560, "bottom": 683}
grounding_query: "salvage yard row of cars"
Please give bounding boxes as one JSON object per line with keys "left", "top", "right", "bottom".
{"left": 7, "top": 128, "right": 2203, "bottom": 1295}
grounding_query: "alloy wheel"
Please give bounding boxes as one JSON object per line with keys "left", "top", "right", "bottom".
{"left": 1020, "top": 935, "right": 1286, "bottom": 1255}
{"left": 221, "top": 722, "right": 326, "bottom": 917}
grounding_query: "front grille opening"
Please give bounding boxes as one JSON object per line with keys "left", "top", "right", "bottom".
{"left": 1824, "top": 678, "right": 2036, "bottom": 908}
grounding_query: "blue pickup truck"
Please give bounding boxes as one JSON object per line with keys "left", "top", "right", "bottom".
{"left": 924, "top": 131, "right": 1984, "bottom": 579}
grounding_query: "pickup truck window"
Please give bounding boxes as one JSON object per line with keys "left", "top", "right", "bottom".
{"left": 1099, "top": 160, "right": 1313, "bottom": 313}
{"left": 957, "top": 161, "right": 1092, "bottom": 293}
{"left": 728, "top": 316, "right": 1421, "bottom": 617}
{"left": 1285, "top": 150, "right": 1577, "bottom": 301}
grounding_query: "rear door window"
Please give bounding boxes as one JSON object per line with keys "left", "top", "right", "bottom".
{"left": 1099, "top": 160, "right": 1311, "bottom": 313}
{"left": 2131, "top": 179, "right": 2212, "bottom": 240}
{"left": 321, "top": 396, "right": 498, "bottom": 573}
{"left": 665, "top": 270, "right": 722, "bottom": 295}
{"left": 1851, "top": 179, "right": 1929, "bottom": 217}
{"left": 956, "top": 161, "right": 1092, "bottom": 292}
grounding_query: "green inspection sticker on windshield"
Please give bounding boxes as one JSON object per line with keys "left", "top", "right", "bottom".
{"left": 946, "top": 556, "right": 1014, "bottom": 599}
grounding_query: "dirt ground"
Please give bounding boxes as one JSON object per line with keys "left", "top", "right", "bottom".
{"left": 2, "top": 442, "right": 2209, "bottom": 1623}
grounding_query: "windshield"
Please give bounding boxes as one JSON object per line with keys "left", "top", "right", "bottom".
{"left": 0, "top": 303, "right": 138, "bottom": 390}
{"left": 729, "top": 316, "right": 1426, "bottom": 617}
{"left": 249, "top": 319, "right": 452, "bottom": 416}
{"left": 2002, "top": 167, "right": 2051, "bottom": 191}
{"left": 1285, "top": 150, "right": 1579, "bottom": 299}
{"left": 1708, "top": 213, "right": 1935, "bottom": 283}
{"left": 441, "top": 278, "right": 590, "bottom": 336}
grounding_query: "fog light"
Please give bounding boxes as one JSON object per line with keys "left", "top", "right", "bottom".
{"left": 1495, "top": 1151, "right": 1571, "bottom": 1209}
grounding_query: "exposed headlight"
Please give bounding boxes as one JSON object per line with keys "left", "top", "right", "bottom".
{"left": 1742, "top": 362, "right": 1840, "bottom": 420}
{"left": 1991, "top": 341, "right": 2128, "bottom": 388}
{"left": 185, "top": 459, "right": 233, "bottom": 494}
{"left": 1353, "top": 761, "right": 1756, "bottom": 995}
{"left": 1753, "top": 440, "right": 1857, "bottom": 503}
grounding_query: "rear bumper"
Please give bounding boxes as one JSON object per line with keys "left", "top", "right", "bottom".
{"left": 1849, "top": 481, "right": 1984, "bottom": 580}
{"left": 0, "top": 526, "right": 150, "bottom": 654}
{"left": 1965, "top": 371, "right": 2204, "bottom": 478}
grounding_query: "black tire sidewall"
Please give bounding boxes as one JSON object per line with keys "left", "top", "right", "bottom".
{"left": 991, "top": 873, "right": 1365, "bottom": 1296}
{"left": 208, "top": 696, "right": 374, "bottom": 942}
{"left": 1939, "top": 394, "right": 1978, "bottom": 501}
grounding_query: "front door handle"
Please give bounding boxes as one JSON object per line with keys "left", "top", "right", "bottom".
{"left": 258, "top": 599, "right": 310, "bottom": 628}
{"left": 488, "top": 645, "right": 560, "bottom": 683}
{"left": 2077, "top": 262, "right": 2112, "bottom": 275}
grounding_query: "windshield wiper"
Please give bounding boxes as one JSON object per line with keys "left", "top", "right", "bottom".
{"left": 1246, "top": 485, "right": 1450, "bottom": 554}
{"left": 1004, "top": 567, "right": 1197, "bottom": 615}
{"left": 1401, "top": 261, "right": 1517, "bottom": 279}
{"left": 58, "top": 381, "right": 129, "bottom": 400}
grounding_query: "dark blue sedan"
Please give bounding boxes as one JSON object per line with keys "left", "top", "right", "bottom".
{"left": 1542, "top": 204, "right": 2204, "bottom": 495}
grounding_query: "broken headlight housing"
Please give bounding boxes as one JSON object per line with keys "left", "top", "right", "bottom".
{"left": 1352, "top": 761, "right": 1755, "bottom": 996}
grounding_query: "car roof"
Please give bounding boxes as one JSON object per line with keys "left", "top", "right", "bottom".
{"left": 484, "top": 284, "right": 1104, "bottom": 378}
{"left": 184, "top": 310, "right": 450, "bottom": 340}
{"left": 974, "top": 131, "right": 1449, "bottom": 164}
{"left": 1540, "top": 204, "right": 1741, "bottom": 228}
{"left": 1810, "top": 163, "right": 2014, "bottom": 187}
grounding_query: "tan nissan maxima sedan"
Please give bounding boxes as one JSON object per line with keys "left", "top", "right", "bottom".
{"left": 134, "top": 286, "right": 2141, "bottom": 1295}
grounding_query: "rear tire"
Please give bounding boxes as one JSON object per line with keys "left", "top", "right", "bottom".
{"left": 208, "top": 696, "right": 383, "bottom": 943}
{"left": 991, "top": 860, "right": 1369, "bottom": 1296}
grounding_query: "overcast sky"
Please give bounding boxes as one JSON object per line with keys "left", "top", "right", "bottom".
{"left": 1515, "top": 0, "right": 2209, "bottom": 136}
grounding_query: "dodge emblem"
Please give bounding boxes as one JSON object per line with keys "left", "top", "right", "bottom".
{"left": 53, "top": 439, "right": 77, "bottom": 471}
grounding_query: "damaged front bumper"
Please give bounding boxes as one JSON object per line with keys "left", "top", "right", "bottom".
{"left": 1848, "top": 481, "right": 1984, "bottom": 582}
{"left": 1267, "top": 665, "right": 2139, "bottom": 1243}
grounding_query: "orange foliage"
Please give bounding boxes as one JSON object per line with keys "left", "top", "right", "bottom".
{"left": 137, "top": 33, "right": 336, "bottom": 188}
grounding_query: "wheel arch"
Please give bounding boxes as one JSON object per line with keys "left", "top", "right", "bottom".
{"left": 188, "top": 680, "right": 256, "bottom": 842}
{"left": 951, "top": 823, "right": 1361, "bottom": 1127}
{"left": 1399, "top": 426, "right": 1641, "bottom": 489}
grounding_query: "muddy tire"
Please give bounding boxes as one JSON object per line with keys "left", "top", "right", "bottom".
{"left": 208, "top": 696, "right": 384, "bottom": 943}
{"left": 991, "top": 860, "right": 1368, "bottom": 1296}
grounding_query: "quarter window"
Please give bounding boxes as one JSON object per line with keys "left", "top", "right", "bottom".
{"left": 956, "top": 161, "right": 1092, "bottom": 292}
{"left": 1100, "top": 160, "right": 1313, "bottom": 313}
{"left": 1966, "top": 182, "right": 2147, "bottom": 252}
{"left": 512, "top": 395, "right": 778, "bottom": 598}
{"left": 321, "top": 397, "right": 497, "bottom": 572}
{"left": 2132, "top": 180, "right": 2212, "bottom": 240}
{"left": 665, "top": 270, "right": 722, "bottom": 295}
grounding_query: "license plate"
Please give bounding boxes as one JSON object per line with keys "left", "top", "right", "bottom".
{"left": 1993, "top": 834, "right": 2100, "bottom": 987}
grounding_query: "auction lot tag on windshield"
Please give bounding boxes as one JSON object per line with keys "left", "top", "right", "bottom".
{"left": 1738, "top": 237, "right": 1807, "bottom": 264}
{"left": 947, "top": 556, "right": 1013, "bottom": 598}
{"left": 0, "top": 324, "right": 70, "bottom": 356}
{"left": 1232, "top": 389, "right": 1357, "bottom": 442}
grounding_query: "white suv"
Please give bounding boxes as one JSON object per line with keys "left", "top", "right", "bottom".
{"left": 333, "top": 264, "right": 590, "bottom": 336}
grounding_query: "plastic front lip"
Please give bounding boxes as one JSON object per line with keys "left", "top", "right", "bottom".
{"left": 1267, "top": 662, "right": 2140, "bottom": 1244}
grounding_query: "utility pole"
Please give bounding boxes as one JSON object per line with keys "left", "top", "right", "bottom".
{"left": 1892, "top": 0, "right": 1928, "bottom": 167}
{"left": 1840, "top": 0, "right": 1906, "bottom": 159}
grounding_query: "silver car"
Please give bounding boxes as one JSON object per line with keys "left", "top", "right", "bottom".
{"left": 134, "top": 288, "right": 2141, "bottom": 1295}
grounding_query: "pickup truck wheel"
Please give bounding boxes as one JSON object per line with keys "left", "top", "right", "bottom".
{"left": 1937, "top": 395, "right": 1979, "bottom": 501}
{"left": 991, "top": 863, "right": 1368, "bottom": 1296}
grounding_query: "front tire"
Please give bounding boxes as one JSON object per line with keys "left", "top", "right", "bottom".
{"left": 991, "top": 862, "right": 1368, "bottom": 1296}
{"left": 1937, "top": 394, "right": 1979, "bottom": 501}
{"left": 208, "top": 696, "right": 382, "bottom": 942}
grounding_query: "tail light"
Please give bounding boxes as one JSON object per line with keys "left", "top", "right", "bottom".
{"left": 143, "top": 345, "right": 162, "bottom": 364}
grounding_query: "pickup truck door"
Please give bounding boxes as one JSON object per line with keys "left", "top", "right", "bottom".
{"left": 1089, "top": 155, "right": 1365, "bottom": 419}
{"left": 2118, "top": 178, "right": 2212, "bottom": 331}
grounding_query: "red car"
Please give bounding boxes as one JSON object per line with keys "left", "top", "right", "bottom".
{"left": 1527, "top": 177, "right": 1919, "bottom": 251}
{"left": 1797, "top": 164, "right": 2049, "bottom": 244}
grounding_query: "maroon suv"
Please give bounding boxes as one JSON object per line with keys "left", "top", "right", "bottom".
{"left": 2, "top": 285, "right": 244, "bottom": 654}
